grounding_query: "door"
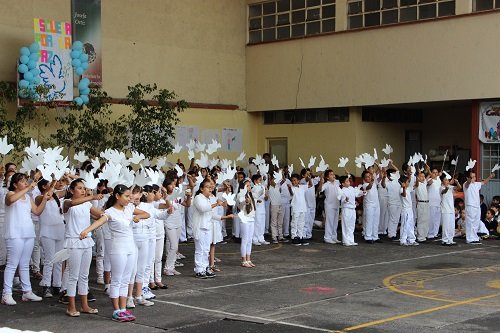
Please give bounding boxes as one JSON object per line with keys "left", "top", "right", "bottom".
{"left": 405, "top": 130, "right": 422, "bottom": 163}
{"left": 268, "top": 138, "right": 288, "bottom": 167}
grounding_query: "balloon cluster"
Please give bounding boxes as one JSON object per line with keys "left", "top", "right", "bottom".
{"left": 70, "top": 41, "right": 90, "bottom": 106}
{"left": 17, "top": 42, "right": 41, "bottom": 99}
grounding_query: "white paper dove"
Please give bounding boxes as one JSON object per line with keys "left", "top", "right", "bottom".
{"left": 208, "top": 158, "right": 219, "bottom": 170}
{"left": 188, "top": 150, "right": 195, "bottom": 160}
{"left": 43, "top": 146, "right": 64, "bottom": 165}
{"left": 53, "top": 157, "right": 69, "bottom": 180}
{"left": 82, "top": 171, "right": 99, "bottom": 190}
{"left": 37, "top": 164, "right": 55, "bottom": 181}
{"left": 186, "top": 139, "right": 196, "bottom": 151}
{"left": 299, "top": 157, "right": 306, "bottom": 169}
{"left": 172, "top": 142, "right": 182, "bottom": 154}
{"left": 195, "top": 142, "right": 206, "bottom": 153}
{"left": 128, "top": 151, "right": 145, "bottom": 165}
{"left": 73, "top": 151, "right": 89, "bottom": 164}
{"left": 206, "top": 139, "right": 221, "bottom": 155}
{"left": 465, "top": 159, "right": 476, "bottom": 171}
{"left": 382, "top": 144, "right": 393, "bottom": 156}
{"left": 24, "top": 138, "right": 43, "bottom": 157}
{"left": 362, "top": 153, "right": 375, "bottom": 168}
{"left": 143, "top": 158, "right": 151, "bottom": 167}
{"left": 146, "top": 168, "right": 160, "bottom": 185}
{"left": 271, "top": 155, "right": 279, "bottom": 168}
{"left": 107, "top": 149, "right": 128, "bottom": 166}
{"left": 258, "top": 163, "right": 269, "bottom": 176}
{"left": 492, "top": 163, "right": 500, "bottom": 173}
{"left": 90, "top": 157, "right": 101, "bottom": 171}
{"left": 338, "top": 157, "right": 349, "bottom": 168}
{"left": 156, "top": 157, "right": 167, "bottom": 169}
{"left": 134, "top": 168, "right": 150, "bottom": 187}
{"left": 451, "top": 156, "right": 458, "bottom": 166}
{"left": 174, "top": 164, "right": 184, "bottom": 177}
{"left": 254, "top": 154, "right": 264, "bottom": 166}
{"left": 98, "top": 162, "right": 122, "bottom": 188}
{"left": 288, "top": 164, "right": 293, "bottom": 175}
{"left": 0, "top": 136, "right": 14, "bottom": 156}
{"left": 373, "top": 148, "right": 378, "bottom": 161}
{"left": 195, "top": 153, "right": 209, "bottom": 168}
{"left": 308, "top": 156, "right": 316, "bottom": 169}
{"left": 223, "top": 166, "right": 237, "bottom": 182}
{"left": 195, "top": 171, "right": 204, "bottom": 185}
{"left": 316, "top": 155, "right": 329, "bottom": 173}
{"left": 20, "top": 156, "right": 37, "bottom": 174}
{"left": 354, "top": 155, "right": 364, "bottom": 169}
{"left": 168, "top": 185, "right": 184, "bottom": 201}
{"left": 222, "top": 192, "right": 236, "bottom": 206}
{"left": 220, "top": 159, "right": 231, "bottom": 171}
{"left": 389, "top": 171, "right": 400, "bottom": 182}
{"left": 442, "top": 170, "right": 452, "bottom": 180}
{"left": 379, "top": 157, "right": 390, "bottom": 168}
{"left": 236, "top": 151, "right": 246, "bottom": 162}
{"left": 273, "top": 170, "right": 283, "bottom": 183}
{"left": 119, "top": 167, "right": 135, "bottom": 187}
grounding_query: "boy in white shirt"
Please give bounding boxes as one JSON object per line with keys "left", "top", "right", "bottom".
{"left": 427, "top": 168, "right": 442, "bottom": 239}
{"left": 318, "top": 170, "right": 340, "bottom": 244}
{"left": 267, "top": 174, "right": 284, "bottom": 244}
{"left": 300, "top": 168, "right": 320, "bottom": 240}
{"left": 399, "top": 175, "right": 418, "bottom": 246}
{"left": 440, "top": 173, "right": 461, "bottom": 246}
{"left": 287, "top": 174, "right": 312, "bottom": 246}
{"left": 337, "top": 175, "right": 364, "bottom": 246}
{"left": 361, "top": 170, "right": 380, "bottom": 243}
{"left": 415, "top": 170, "right": 431, "bottom": 242}
{"left": 386, "top": 169, "right": 402, "bottom": 241}
{"left": 280, "top": 167, "right": 292, "bottom": 238}
{"left": 464, "top": 170, "right": 496, "bottom": 244}
{"left": 377, "top": 168, "right": 389, "bottom": 236}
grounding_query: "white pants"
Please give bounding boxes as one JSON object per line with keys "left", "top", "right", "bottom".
{"left": 186, "top": 206, "right": 194, "bottom": 239}
{"left": 387, "top": 204, "right": 402, "bottom": 238}
{"left": 194, "top": 228, "right": 210, "bottom": 273}
{"left": 94, "top": 227, "right": 105, "bottom": 279}
{"left": 110, "top": 251, "right": 137, "bottom": 298}
{"left": 103, "top": 239, "right": 112, "bottom": 272}
{"left": 240, "top": 222, "right": 254, "bottom": 257}
{"left": 31, "top": 221, "right": 41, "bottom": 272}
{"left": 232, "top": 212, "right": 241, "bottom": 238}
{"left": 153, "top": 236, "right": 164, "bottom": 282}
{"left": 378, "top": 196, "right": 389, "bottom": 234}
{"left": 252, "top": 204, "right": 266, "bottom": 243}
{"left": 400, "top": 208, "right": 416, "bottom": 245}
{"left": 303, "top": 205, "right": 315, "bottom": 239}
{"left": 324, "top": 204, "right": 340, "bottom": 241}
{"left": 164, "top": 227, "right": 181, "bottom": 271}
{"left": 145, "top": 238, "right": 156, "bottom": 284}
{"left": 441, "top": 212, "right": 455, "bottom": 244}
{"left": 270, "top": 204, "right": 284, "bottom": 240}
{"left": 134, "top": 238, "right": 149, "bottom": 283}
{"left": 428, "top": 206, "right": 441, "bottom": 238}
{"left": 265, "top": 199, "right": 270, "bottom": 234}
{"left": 180, "top": 208, "right": 187, "bottom": 242}
{"left": 363, "top": 205, "right": 380, "bottom": 241}
{"left": 291, "top": 211, "right": 306, "bottom": 239}
{"left": 341, "top": 208, "right": 356, "bottom": 245}
{"left": 465, "top": 206, "right": 481, "bottom": 243}
{"left": 40, "top": 236, "right": 63, "bottom": 287}
{"left": 0, "top": 219, "right": 6, "bottom": 266}
{"left": 282, "top": 202, "right": 291, "bottom": 237}
{"left": 67, "top": 247, "right": 92, "bottom": 297}
{"left": 416, "top": 202, "right": 430, "bottom": 241}
{"left": 3, "top": 238, "right": 34, "bottom": 295}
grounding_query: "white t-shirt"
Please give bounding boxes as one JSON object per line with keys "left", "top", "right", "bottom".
{"left": 338, "top": 186, "right": 362, "bottom": 210}
{"left": 280, "top": 179, "right": 292, "bottom": 204}
{"left": 414, "top": 181, "right": 429, "bottom": 201}
{"left": 362, "top": 182, "right": 379, "bottom": 208}
{"left": 267, "top": 185, "right": 281, "bottom": 206}
{"left": 464, "top": 182, "right": 482, "bottom": 208}
{"left": 64, "top": 201, "right": 94, "bottom": 249}
{"left": 321, "top": 180, "right": 340, "bottom": 208}
{"left": 440, "top": 185, "right": 454, "bottom": 214}
{"left": 39, "top": 198, "right": 65, "bottom": 240}
{"left": 387, "top": 181, "right": 402, "bottom": 206}
{"left": 400, "top": 187, "right": 413, "bottom": 209}
{"left": 4, "top": 194, "right": 34, "bottom": 239}
{"left": 427, "top": 178, "right": 442, "bottom": 207}
{"left": 105, "top": 204, "right": 136, "bottom": 255}
{"left": 291, "top": 185, "right": 308, "bottom": 213}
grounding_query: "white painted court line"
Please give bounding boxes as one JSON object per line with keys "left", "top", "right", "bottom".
{"left": 153, "top": 298, "right": 331, "bottom": 332}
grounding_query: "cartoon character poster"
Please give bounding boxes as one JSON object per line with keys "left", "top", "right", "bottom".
{"left": 222, "top": 128, "right": 242, "bottom": 152}
{"left": 33, "top": 18, "right": 73, "bottom": 101}
{"left": 479, "top": 102, "right": 500, "bottom": 143}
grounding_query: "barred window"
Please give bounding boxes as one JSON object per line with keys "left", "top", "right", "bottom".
{"left": 263, "top": 107, "right": 349, "bottom": 124}
{"left": 481, "top": 143, "right": 500, "bottom": 180}
{"left": 248, "top": 0, "right": 336, "bottom": 44}
{"left": 473, "top": 0, "right": 500, "bottom": 11}
{"left": 347, "top": 0, "right": 455, "bottom": 30}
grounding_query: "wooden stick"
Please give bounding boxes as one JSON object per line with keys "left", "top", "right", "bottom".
{"left": 440, "top": 150, "right": 448, "bottom": 172}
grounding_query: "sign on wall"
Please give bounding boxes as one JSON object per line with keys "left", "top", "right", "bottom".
{"left": 222, "top": 128, "right": 243, "bottom": 152}
{"left": 71, "top": 0, "right": 102, "bottom": 85}
{"left": 33, "top": 18, "right": 73, "bottom": 101}
{"left": 479, "top": 102, "right": 500, "bottom": 143}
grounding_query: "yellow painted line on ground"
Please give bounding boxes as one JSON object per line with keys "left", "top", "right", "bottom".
{"left": 329, "top": 293, "right": 500, "bottom": 333}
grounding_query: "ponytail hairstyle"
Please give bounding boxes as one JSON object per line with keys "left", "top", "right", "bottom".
{"left": 239, "top": 180, "right": 255, "bottom": 214}
{"left": 37, "top": 179, "right": 62, "bottom": 214}
{"left": 141, "top": 185, "right": 154, "bottom": 202}
{"left": 196, "top": 178, "right": 212, "bottom": 196}
{"left": 64, "top": 178, "right": 85, "bottom": 199}
{"left": 105, "top": 184, "right": 130, "bottom": 209}
{"left": 8, "top": 173, "right": 28, "bottom": 191}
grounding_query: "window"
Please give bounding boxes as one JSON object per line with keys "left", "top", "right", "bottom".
{"left": 362, "top": 107, "right": 423, "bottom": 123}
{"left": 473, "top": 0, "right": 500, "bottom": 11}
{"left": 481, "top": 143, "right": 500, "bottom": 179}
{"left": 263, "top": 107, "right": 349, "bottom": 124}
{"left": 248, "top": 0, "right": 336, "bottom": 44}
{"left": 347, "top": 0, "right": 455, "bottom": 29}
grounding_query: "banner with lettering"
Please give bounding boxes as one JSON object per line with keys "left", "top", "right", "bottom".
{"left": 33, "top": 18, "right": 73, "bottom": 101}
{"left": 71, "top": 0, "right": 102, "bottom": 85}
{"left": 479, "top": 102, "right": 500, "bottom": 143}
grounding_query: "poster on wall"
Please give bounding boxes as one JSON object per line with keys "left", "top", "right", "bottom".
{"left": 479, "top": 102, "right": 500, "bottom": 143}
{"left": 201, "top": 129, "right": 220, "bottom": 145}
{"left": 33, "top": 18, "right": 73, "bottom": 101}
{"left": 176, "top": 126, "right": 199, "bottom": 147}
{"left": 222, "top": 128, "right": 243, "bottom": 152}
{"left": 71, "top": 0, "right": 102, "bottom": 85}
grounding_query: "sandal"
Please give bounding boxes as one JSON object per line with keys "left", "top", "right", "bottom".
{"left": 156, "top": 283, "right": 168, "bottom": 289}
{"left": 33, "top": 271, "right": 43, "bottom": 280}
{"left": 66, "top": 310, "right": 80, "bottom": 317}
{"left": 210, "top": 265, "right": 221, "bottom": 272}
{"left": 247, "top": 261, "right": 256, "bottom": 267}
{"left": 149, "top": 283, "right": 159, "bottom": 290}
{"left": 241, "top": 261, "right": 251, "bottom": 268}
{"left": 80, "top": 308, "right": 98, "bottom": 314}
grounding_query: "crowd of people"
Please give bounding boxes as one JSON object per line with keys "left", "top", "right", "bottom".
{"left": 0, "top": 151, "right": 498, "bottom": 322}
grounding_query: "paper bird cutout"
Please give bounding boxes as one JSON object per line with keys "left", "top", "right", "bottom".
{"left": 271, "top": 155, "right": 279, "bottom": 168}
{"left": 220, "top": 159, "right": 231, "bottom": 171}
{"left": 236, "top": 151, "right": 246, "bottom": 162}
{"left": 82, "top": 171, "right": 99, "bottom": 190}
{"left": 254, "top": 154, "right": 264, "bottom": 166}
{"left": 382, "top": 144, "right": 393, "bottom": 156}
{"left": 196, "top": 153, "right": 209, "bottom": 168}
{"left": 195, "top": 171, "right": 204, "bottom": 185}
{"left": 188, "top": 150, "right": 195, "bottom": 160}
{"left": 443, "top": 170, "right": 452, "bottom": 180}
{"left": 338, "top": 157, "right": 349, "bottom": 168}
{"left": 175, "top": 164, "right": 184, "bottom": 177}
{"left": 288, "top": 164, "right": 293, "bottom": 175}
{"left": 143, "top": 158, "right": 151, "bottom": 167}
{"left": 258, "top": 163, "right": 269, "bottom": 176}
{"left": 373, "top": 148, "right": 378, "bottom": 161}
{"left": 354, "top": 155, "right": 364, "bottom": 169}
{"left": 172, "top": 142, "right": 182, "bottom": 154}
{"left": 206, "top": 139, "right": 221, "bottom": 155}
{"left": 73, "top": 151, "right": 88, "bottom": 163}
{"left": 43, "top": 146, "right": 64, "bottom": 165}
{"left": 222, "top": 192, "right": 236, "bottom": 206}
{"left": 129, "top": 151, "right": 145, "bottom": 165}
{"left": 156, "top": 157, "right": 167, "bottom": 169}
{"left": 37, "top": 164, "right": 55, "bottom": 181}
{"left": 492, "top": 163, "right": 500, "bottom": 173}
{"left": 24, "top": 138, "right": 43, "bottom": 157}
{"left": 308, "top": 156, "right": 316, "bottom": 169}
{"left": 379, "top": 157, "right": 390, "bottom": 168}
{"left": 465, "top": 159, "right": 476, "bottom": 171}
{"left": 186, "top": 139, "right": 196, "bottom": 151}
{"left": 316, "top": 155, "right": 329, "bottom": 173}
{"left": 195, "top": 142, "right": 206, "bottom": 153}
{"left": 451, "top": 156, "right": 458, "bottom": 166}
{"left": 299, "top": 157, "right": 306, "bottom": 169}
{"left": 91, "top": 157, "right": 101, "bottom": 171}
{"left": 0, "top": 136, "right": 14, "bottom": 156}
{"left": 273, "top": 170, "right": 282, "bottom": 183}
{"left": 146, "top": 168, "right": 160, "bottom": 186}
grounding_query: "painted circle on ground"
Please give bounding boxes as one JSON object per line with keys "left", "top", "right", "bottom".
{"left": 486, "top": 280, "right": 500, "bottom": 289}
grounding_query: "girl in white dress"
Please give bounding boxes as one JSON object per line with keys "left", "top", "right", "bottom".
{"left": 1, "top": 173, "right": 50, "bottom": 306}
{"left": 237, "top": 179, "right": 256, "bottom": 268}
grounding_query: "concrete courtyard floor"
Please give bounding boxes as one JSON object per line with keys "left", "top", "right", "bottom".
{"left": 1, "top": 233, "right": 499, "bottom": 332}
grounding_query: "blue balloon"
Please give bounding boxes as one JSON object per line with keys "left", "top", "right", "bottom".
{"left": 72, "top": 41, "right": 83, "bottom": 51}
{"left": 18, "top": 64, "right": 28, "bottom": 74}
{"left": 19, "top": 89, "right": 29, "bottom": 98}
{"left": 78, "top": 80, "right": 89, "bottom": 89}
{"left": 30, "top": 68, "right": 40, "bottom": 76}
{"left": 81, "top": 62, "right": 89, "bottom": 70}
{"left": 19, "top": 55, "right": 29, "bottom": 64}
{"left": 79, "top": 53, "right": 89, "bottom": 62}
{"left": 71, "top": 59, "right": 81, "bottom": 68}
{"left": 33, "top": 76, "right": 41, "bottom": 85}
{"left": 20, "top": 47, "right": 30, "bottom": 56}
{"left": 80, "top": 87, "right": 90, "bottom": 95}
{"left": 29, "top": 52, "right": 39, "bottom": 61}
{"left": 80, "top": 77, "right": 90, "bottom": 86}
{"left": 80, "top": 94, "right": 89, "bottom": 104}
{"left": 29, "top": 42, "right": 40, "bottom": 53}
{"left": 70, "top": 50, "right": 81, "bottom": 59}
{"left": 19, "top": 80, "right": 29, "bottom": 88}
{"left": 23, "top": 72, "right": 34, "bottom": 82}
{"left": 74, "top": 97, "right": 83, "bottom": 106}
{"left": 76, "top": 67, "right": 85, "bottom": 75}
{"left": 27, "top": 60, "right": 37, "bottom": 69}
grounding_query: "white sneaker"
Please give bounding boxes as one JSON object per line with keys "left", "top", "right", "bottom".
{"left": 164, "top": 269, "right": 181, "bottom": 276}
{"left": 174, "top": 261, "right": 184, "bottom": 267}
{"left": 261, "top": 241, "right": 270, "bottom": 245}
{"left": 126, "top": 296, "right": 135, "bottom": 308}
{"left": 324, "top": 239, "right": 336, "bottom": 244}
{"left": 1, "top": 294, "right": 16, "bottom": 306}
{"left": 142, "top": 287, "right": 156, "bottom": 300}
{"left": 176, "top": 253, "right": 186, "bottom": 260}
{"left": 21, "top": 291, "right": 42, "bottom": 302}
{"left": 253, "top": 242, "right": 261, "bottom": 246}
{"left": 97, "top": 277, "right": 105, "bottom": 285}
{"left": 135, "top": 296, "right": 154, "bottom": 306}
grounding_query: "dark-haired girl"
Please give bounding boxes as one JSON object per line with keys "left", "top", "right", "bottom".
{"left": 63, "top": 178, "right": 103, "bottom": 316}
{"left": 36, "top": 178, "right": 66, "bottom": 298}
{"left": 1, "top": 173, "right": 51, "bottom": 306}
{"left": 237, "top": 179, "right": 256, "bottom": 268}
{"left": 80, "top": 184, "right": 150, "bottom": 322}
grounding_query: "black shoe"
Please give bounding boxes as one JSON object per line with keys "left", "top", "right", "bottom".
{"left": 87, "top": 290, "right": 96, "bottom": 302}
{"left": 365, "top": 240, "right": 374, "bottom": 244}
{"left": 389, "top": 237, "right": 399, "bottom": 242}
{"left": 441, "top": 242, "right": 450, "bottom": 246}
{"left": 301, "top": 238, "right": 309, "bottom": 246}
{"left": 52, "top": 287, "right": 61, "bottom": 296}
{"left": 233, "top": 237, "right": 241, "bottom": 244}
{"left": 278, "top": 238, "right": 289, "bottom": 243}
{"left": 42, "top": 286, "right": 53, "bottom": 298}
{"left": 374, "top": 239, "right": 383, "bottom": 243}
{"left": 292, "top": 237, "right": 301, "bottom": 246}
{"left": 205, "top": 268, "right": 216, "bottom": 278}
{"left": 195, "top": 272, "right": 207, "bottom": 279}
{"left": 58, "top": 290, "right": 69, "bottom": 304}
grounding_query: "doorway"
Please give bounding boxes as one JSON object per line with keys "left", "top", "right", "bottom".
{"left": 268, "top": 138, "right": 288, "bottom": 167}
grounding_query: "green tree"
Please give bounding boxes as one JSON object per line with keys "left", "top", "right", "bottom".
{"left": 125, "top": 83, "right": 188, "bottom": 159}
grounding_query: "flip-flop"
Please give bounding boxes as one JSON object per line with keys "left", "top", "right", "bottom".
{"left": 80, "top": 308, "right": 98, "bottom": 314}
{"left": 66, "top": 310, "right": 80, "bottom": 317}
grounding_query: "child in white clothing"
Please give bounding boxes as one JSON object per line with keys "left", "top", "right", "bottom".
{"left": 440, "top": 174, "right": 461, "bottom": 245}
{"left": 399, "top": 175, "right": 418, "bottom": 246}
{"left": 337, "top": 175, "right": 364, "bottom": 246}
{"left": 318, "top": 170, "right": 340, "bottom": 244}
{"left": 287, "top": 174, "right": 312, "bottom": 246}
